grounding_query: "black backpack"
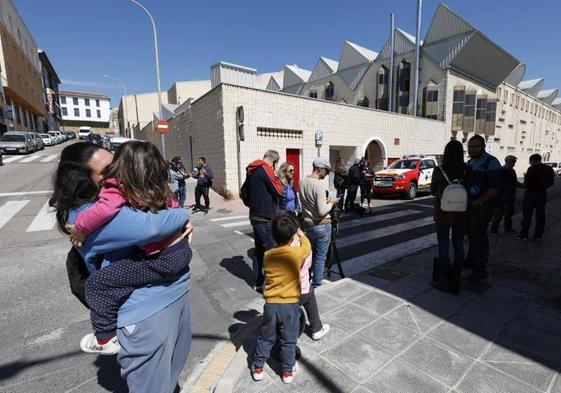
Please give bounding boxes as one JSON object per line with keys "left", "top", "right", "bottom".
{"left": 240, "top": 175, "right": 251, "bottom": 207}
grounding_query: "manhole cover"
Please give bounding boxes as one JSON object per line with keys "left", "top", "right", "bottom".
{"left": 368, "top": 268, "right": 410, "bottom": 281}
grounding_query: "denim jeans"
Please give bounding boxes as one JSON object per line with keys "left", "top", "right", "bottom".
{"left": 335, "top": 188, "right": 345, "bottom": 210}
{"left": 520, "top": 191, "right": 547, "bottom": 238}
{"left": 435, "top": 223, "right": 467, "bottom": 276}
{"left": 177, "top": 185, "right": 186, "bottom": 208}
{"left": 253, "top": 303, "right": 301, "bottom": 372}
{"left": 252, "top": 221, "right": 275, "bottom": 286}
{"left": 306, "top": 224, "right": 332, "bottom": 287}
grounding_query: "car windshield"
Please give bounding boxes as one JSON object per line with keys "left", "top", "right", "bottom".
{"left": 1, "top": 134, "right": 25, "bottom": 142}
{"left": 388, "top": 159, "right": 418, "bottom": 170}
{"left": 546, "top": 163, "right": 557, "bottom": 168}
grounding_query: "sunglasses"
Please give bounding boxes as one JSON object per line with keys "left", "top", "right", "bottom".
{"left": 287, "top": 168, "right": 295, "bottom": 173}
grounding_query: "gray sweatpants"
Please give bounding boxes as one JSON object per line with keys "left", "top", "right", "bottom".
{"left": 117, "top": 292, "right": 191, "bottom": 393}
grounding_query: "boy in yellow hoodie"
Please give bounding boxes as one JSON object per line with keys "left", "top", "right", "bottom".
{"left": 251, "top": 213, "right": 311, "bottom": 384}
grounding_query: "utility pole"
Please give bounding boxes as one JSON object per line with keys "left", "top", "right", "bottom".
{"left": 413, "top": 0, "right": 423, "bottom": 117}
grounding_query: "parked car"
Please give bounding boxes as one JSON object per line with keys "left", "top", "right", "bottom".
{"left": 64, "top": 131, "right": 76, "bottom": 140}
{"left": 40, "top": 133, "right": 55, "bottom": 146}
{"left": 27, "top": 132, "right": 44, "bottom": 151}
{"left": 79, "top": 126, "right": 92, "bottom": 140}
{"left": 48, "top": 131, "right": 63, "bottom": 144}
{"left": 102, "top": 134, "right": 112, "bottom": 150}
{"left": 545, "top": 161, "right": 561, "bottom": 177}
{"left": 373, "top": 157, "right": 438, "bottom": 199}
{"left": 86, "top": 133, "right": 103, "bottom": 146}
{"left": 108, "top": 136, "right": 134, "bottom": 152}
{"left": 0, "top": 131, "right": 36, "bottom": 154}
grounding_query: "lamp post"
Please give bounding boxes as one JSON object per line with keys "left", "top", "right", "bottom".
{"left": 128, "top": 0, "right": 166, "bottom": 157}
{"left": 103, "top": 74, "right": 130, "bottom": 138}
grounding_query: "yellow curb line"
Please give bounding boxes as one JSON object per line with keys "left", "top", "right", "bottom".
{"left": 190, "top": 342, "right": 237, "bottom": 393}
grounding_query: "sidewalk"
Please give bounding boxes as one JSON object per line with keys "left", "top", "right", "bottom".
{"left": 208, "top": 201, "right": 561, "bottom": 393}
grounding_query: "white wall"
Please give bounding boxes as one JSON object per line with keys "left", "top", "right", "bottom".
{"left": 60, "top": 94, "right": 111, "bottom": 122}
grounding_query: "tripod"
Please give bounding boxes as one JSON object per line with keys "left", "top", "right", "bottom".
{"left": 326, "top": 210, "right": 345, "bottom": 278}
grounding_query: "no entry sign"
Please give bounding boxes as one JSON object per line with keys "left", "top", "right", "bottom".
{"left": 156, "top": 119, "right": 170, "bottom": 134}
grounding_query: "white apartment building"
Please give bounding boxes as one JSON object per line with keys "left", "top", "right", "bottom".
{"left": 59, "top": 90, "right": 111, "bottom": 126}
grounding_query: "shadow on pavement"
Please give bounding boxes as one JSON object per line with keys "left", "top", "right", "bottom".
{"left": 219, "top": 255, "right": 254, "bottom": 288}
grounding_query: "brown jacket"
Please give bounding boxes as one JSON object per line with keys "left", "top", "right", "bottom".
{"left": 431, "top": 165, "right": 473, "bottom": 225}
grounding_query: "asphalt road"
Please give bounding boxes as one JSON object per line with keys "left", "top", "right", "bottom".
{"left": 0, "top": 144, "right": 559, "bottom": 392}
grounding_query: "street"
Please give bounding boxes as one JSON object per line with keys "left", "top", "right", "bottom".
{"left": 0, "top": 144, "right": 560, "bottom": 392}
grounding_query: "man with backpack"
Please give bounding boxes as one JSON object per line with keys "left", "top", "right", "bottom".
{"left": 489, "top": 155, "right": 523, "bottom": 236}
{"left": 241, "top": 150, "right": 283, "bottom": 290}
{"left": 465, "top": 135, "right": 503, "bottom": 282}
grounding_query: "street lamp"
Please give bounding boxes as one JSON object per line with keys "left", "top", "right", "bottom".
{"left": 128, "top": 0, "right": 166, "bottom": 157}
{"left": 103, "top": 74, "right": 130, "bottom": 138}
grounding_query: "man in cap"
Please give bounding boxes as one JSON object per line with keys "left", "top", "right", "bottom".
{"left": 299, "top": 157, "right": 340, "bottom": 287}
{"left": 489, "top": 155, "right": 524, "bottom": 236}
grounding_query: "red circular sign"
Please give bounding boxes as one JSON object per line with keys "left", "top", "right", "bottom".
{"left": 156, "top": 119, "right": 170, "bottom": 134}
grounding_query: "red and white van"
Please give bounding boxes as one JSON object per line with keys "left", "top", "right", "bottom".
{"left": 372, "top": 157, "right": 437, "bottom": 199}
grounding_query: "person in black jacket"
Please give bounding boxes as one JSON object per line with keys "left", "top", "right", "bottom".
{"left": 245, "top": 150, "right": 284, "bottom": 290}
{"left": 489, "top": 155, "right": 523, "bottom": 235}
{"left": 345, "top": 159, "right": 361, "bottom": 212}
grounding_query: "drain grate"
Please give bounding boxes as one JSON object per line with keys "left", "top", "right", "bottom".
{"left": 368, "top": 268, "right": 410, "bottom": 281}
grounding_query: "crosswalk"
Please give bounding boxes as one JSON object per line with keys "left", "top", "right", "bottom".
{"left": 210, "top": 201, "right": 437, "bottom": 277}
{"left": 0, "top": 198, "right": 57, "bottom": 233}
{"left": 2, "top": 154, "right": 59, "bottom": 164}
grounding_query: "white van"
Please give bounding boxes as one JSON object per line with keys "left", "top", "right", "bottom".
{"left": 79, "top": 127, "right": 92, "bottom": 140}
{"left": 108, "top": 136, "right": 134, "bottom": 152}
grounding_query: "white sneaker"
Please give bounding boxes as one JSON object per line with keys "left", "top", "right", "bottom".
{"left": 312, "top": 324, "right": 330, "bottom": 341}
{"left": 80, "top": 333, "right": 121, "bottom": 355}
{"left": 251, "top": 365, "right": 265, "bottom": 381}
{"left": 282, "top": 364, "right": 297, "bottom": 384}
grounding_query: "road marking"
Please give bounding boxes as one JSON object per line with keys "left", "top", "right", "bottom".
{"left": 2, "top": 155, "right": 23, "bottom": 163}
{"left": 0, "top": 190, "right": 52, "bottom": 197}
{"left": 341, "top": 209, "right": 421, "bottom": 230}
{"left": 19, "top": 155, "right": 41, "bottom": 163}
{"left": 0, "top": 200, "right": 30, "bottom": 230}
{"left": 26, "top": 201, "right": 57, "bottom": 232}
{"left": 337, "top": 216, "right": 434, "bottom": 248}
{"left": 335, "top": 233, "right": 438, "bottom": 277}
{"left": 406, "top": 203, "right": 434, "bottom": 209}
{"left": 221, "top": 220, "right": 251, "bottom": 228}
{"left": 40, "top": 154, "right": 58, "bottom": 162}
{"left": 30, "top": 327, "right": 64, "bottom": 345}
{"left": 210, "top": 215, "right": 248, "bottom": 222}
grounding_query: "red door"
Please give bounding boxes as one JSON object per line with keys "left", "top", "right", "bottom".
{"left": 286, "top": 149, "right": 301, "bottom": 192}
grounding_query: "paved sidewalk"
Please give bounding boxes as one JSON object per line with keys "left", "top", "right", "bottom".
{"left": 220, "top": 204, "right": 561, "bottom": 393}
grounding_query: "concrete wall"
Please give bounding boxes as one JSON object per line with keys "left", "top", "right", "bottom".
{"left": 167, "top": 80, "right": 211, "bottom": 105}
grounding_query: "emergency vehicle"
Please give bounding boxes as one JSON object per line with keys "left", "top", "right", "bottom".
{"left": 373, "top": 157, "right": 438, "bottom": 199}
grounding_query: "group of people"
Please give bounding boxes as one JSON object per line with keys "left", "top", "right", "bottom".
{"left": 168, "top": 155, "right": 214, "bottom": 212}
{"left": 334, "top": 157, "right": 375, "bottom": 212}
{"left": 431, "top": 135, "right": 555, "bottom": 293}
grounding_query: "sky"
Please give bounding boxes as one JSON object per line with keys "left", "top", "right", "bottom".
{"left": 14, "top": 0, "right": 561, "bottom": 106}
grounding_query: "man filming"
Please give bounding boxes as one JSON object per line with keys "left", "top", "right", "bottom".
{"left": 299, "top": 157, "right": 339, "bottom": 288}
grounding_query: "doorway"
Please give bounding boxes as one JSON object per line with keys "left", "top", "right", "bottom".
{"left": 364, "top": 140, "right": 385, "bottom": 171}
{"left": 286, "top": 149, "right": 301, "bottom": 191}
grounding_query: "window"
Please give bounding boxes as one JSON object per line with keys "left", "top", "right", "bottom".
{"left": 309, "top": 90, "right": 318, "bottom": 98}
{"left": 423, "top": 84, "right": 439, "bottom": 120}
{"left": 96, "top": 99, "right": 100, "bottom": 107}
{"left": 62, "top": 107, "right": 68, "bottom": 116}
{"left": 396, "top": 60, "right": 411, "bottom": 114}
{"left": 96, "top": 110, "right": 101, "bottom": 118}
{"left": 73, "top": 97, "right": 79, "bottom": 105}
{"left": 462, "top": 90, "right": 476, "bottom": 132}
{"left": 376, "top": 66, "right": 389, "bottom": 110}
{"left": 60, "top": 96, "right": 66, "bottom": 105}
{"left": 85, "top": 98, "right": 90, "bottom": 106}
{"left": 497, "top": 87, "right": 501, "bottom": 101}
{"left": 74, "top": 108, "right": 80, "bottom": 117}
{"left": 86, "top": 109, "right": 91, "bottom": 118}
{"left": 325, "top": 82, "right": 335, "bottom": 100}
{"left": 476, "top": 96, "right": 488, "bottom": 133}
{"left": 452, "top": 87, "right": 465, "bottom": 131}
{"left": 485, "top": 100, "right": 497, "bottom": 135}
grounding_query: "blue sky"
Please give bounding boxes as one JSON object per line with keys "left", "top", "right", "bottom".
{"left": 15, "top": 0, "right": 561, "bottom": 105}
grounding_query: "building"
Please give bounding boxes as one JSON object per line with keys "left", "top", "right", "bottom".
{"left": 0, "top": 0, "right": 45, "bottom": 134}
{"left": 59, "top": 90, "right": 111, "bottom": 130}
{"left": 38, "top": 49, "right": 61, "bottom": 132}
{"left": 118, "top": 80, "right": 210, "bottom": 138}
{"left": 135, "top": 2, "right": 560, "bottom": 196}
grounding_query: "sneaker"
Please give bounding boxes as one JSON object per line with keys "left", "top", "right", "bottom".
{"left": 251, "top": 365, "right": 265, "bottom": 381}
{"left": 281, "top": 367, "right": 296, "bottom": 384}
{"left": 80, "top": 334, "right": 121, "bottom": 355}
{"left": 312, "top": 324, "right": 330, "bottom": 341}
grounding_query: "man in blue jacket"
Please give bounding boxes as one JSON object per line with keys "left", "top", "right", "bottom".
{"left": 193, "top": 157, "right": 214, "bottom": 212}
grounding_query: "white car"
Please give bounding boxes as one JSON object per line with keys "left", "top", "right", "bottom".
{"left": 40, "top": 133, "right": 55, "bottom": 146}
{"left": 79, "top": 127, "right": 92, "bottom": 140}
{"left": 545, "top": 162, "right": 561, "bottom": 177}
{"left": 48, "top": 131, "right": 63, "bottom": 144}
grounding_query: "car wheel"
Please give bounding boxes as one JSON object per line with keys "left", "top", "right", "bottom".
{"left": 405, "top": 183, "right": 417, "bottom": 200}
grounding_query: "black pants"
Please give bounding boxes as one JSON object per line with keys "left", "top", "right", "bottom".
{"left": 490, "top": 200, "right": 514, "bottom": 233}
{"left": 195, "top": 185, "right": 210, "bottom": 209}
{"left": 85, "top": 240, "right": 192, "bottom": 339}
{"left": 300, "top": 287, "right": 322, "bottom": 334}
{"left": 66, "top": 247, "right": 90, "bottom": 309}
{"left": 360, "top": 184, "right": 372, "bottom": 206}
{"left": 345, "top": 185, "right": 358, "bottom": 211}
{"left": 467, "top": 202, "right": 494, "bottom": 270}
{"left": 251, "top": 221, "right": 275, "bottom": 287}
{"left": 520, "top": 191, "right": 547, "bottom": 238}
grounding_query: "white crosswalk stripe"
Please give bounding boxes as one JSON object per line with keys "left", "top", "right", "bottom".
{"left": 210, "top": 215, "right": 248, "bottom": 222}
{"left": 0, "top": 200, "right": 30, "bottom": 230}
{"left": 2, "top": 155, "right": 23, "bottom": 163}
{"left": 2, "top": 154, "right": 59, "bottom": 164}
{"left": 341, "top": 209, "right": 421, "bottom": 230}
{"left": 26, "top": 201, "right": 57, "bottom": 232}
{"left": 221, "top": 220, "right": 251, "bottom": 228}
{"left": 40, "top": 154, "right": 58, "bottom": 163}
{"left": 19, "top": 155, "right": 42, "bottom": 163}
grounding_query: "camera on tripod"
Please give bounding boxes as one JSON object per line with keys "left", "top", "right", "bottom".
{"left": 326, "top": 196, "right": 344, "bottom": 278}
